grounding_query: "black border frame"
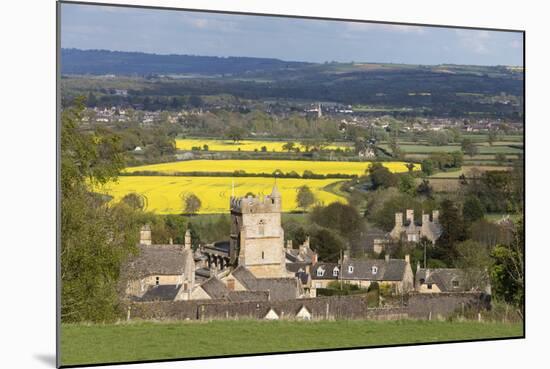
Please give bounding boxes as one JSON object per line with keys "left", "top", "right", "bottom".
{"left": 56, "top": 1, "right": 526, "bottom": 367}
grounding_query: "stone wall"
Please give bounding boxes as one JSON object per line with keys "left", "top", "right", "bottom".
{"left": 406, "top": 292, "right": 490, "bottom": 319}
{"left": 126, "top": 295, "right": 369, "bottom": 321}
{"left": 125, "top": 292, "right": 489, "bottom": 321}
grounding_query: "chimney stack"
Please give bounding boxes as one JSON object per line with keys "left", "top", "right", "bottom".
{"left": 395, "top": 212, "right": 403, "bottom": 227}
{"left": 385, "top": 254, "right": 390, "bottom": 262}
{"left": 406, "top": 209, "right": 414, "bottom": 224}
{"left": 404, "top": 254, "right": 410, "bottom": 264}
{"left": 432, "top": 210, "right": 440, "bottom": 223}
{"left": 139, "top": 224, "right": 152, "bottom": 245}
{"left": 184, "top": 229, "right": 191, "bottom": 250}
{"left": 286, "top": 239, "right": 293, "bottom": 249}
{"left": 422, "top": 212, "right": 430, "bottom": 225}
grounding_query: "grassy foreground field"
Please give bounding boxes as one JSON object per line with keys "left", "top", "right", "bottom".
{"left": 98, "top": 176, "right": 346, "bottom": 214}
{"left": 124, "top": 159, "right": 417, "bottom": 176}
{"left": 61, "top": 320, "right": 523, "bottom": 366}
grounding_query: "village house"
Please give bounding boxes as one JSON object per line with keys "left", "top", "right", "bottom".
{"left": 415, "top": 265, "right": 491, "bottom": 294}
{"left": 390, "top": 209, "right": 442, "bottom": 244}
{"left": 310, "top": 254, "right": 414, "bottom": 295}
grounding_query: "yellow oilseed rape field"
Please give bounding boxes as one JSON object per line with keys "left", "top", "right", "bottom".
{"left": 98, "top": 176, "right": 345, "bottom": 214}
{"left": 175, "top": 139, "right": 351, "bottom": 152}
{"left": 124, "top": 160, "right": 417, "bottom": 176}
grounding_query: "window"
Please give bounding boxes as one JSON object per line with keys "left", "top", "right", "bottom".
{"left": 155, "top": 276, "right": 160, "bottom": 286}
{"left": 419, "top": 278, "right": 425, "bottom": 284}
{"left": 333, "top": 267, "right": 339, "bottom": 277}
{"left": 261, "top": 251, "right": 265, "bottom": 259}
{"left": 348, "top": 265, "right": 354, "bottom": 273}
{"left": 259, "top": 219, "right": 265, "bottom": 235}
{"left": 371, "top": 266, "right": 378, "bottom": 275}
{"left": 427, "top": 284, "right": 432, "bottom": 289}
{"left": 452, "top": 280, "right": 460, "bottom": 288}
{"left": 317, "top": 268, "right": 325, "bottom": 277}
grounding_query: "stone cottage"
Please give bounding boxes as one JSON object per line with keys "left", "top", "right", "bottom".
{"left": 390, "top": 209, "right": 442, "bottom": 244}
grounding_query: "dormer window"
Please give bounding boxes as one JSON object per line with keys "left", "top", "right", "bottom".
{"left": 317, "top": 268, "right": 325, "bottom": 277}
{"left": 452, "top": 280, "right": 460, "bottom": 288}
{"left": 348, "top": 265, "right": 354, "bottom": 273}
{"left": 333, "top": 267, "right": 339, "bottom": 277}
{"left": 371, "top": 266, "right": 378, "bottom": 274}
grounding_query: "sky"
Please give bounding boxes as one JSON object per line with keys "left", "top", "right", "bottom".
{"left": 61, "top": 3, "right": 524, "bottom": 66}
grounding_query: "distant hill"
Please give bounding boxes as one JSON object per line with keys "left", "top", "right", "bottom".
{"left": 61, "top": 48, "right": 311, "bottom": 76}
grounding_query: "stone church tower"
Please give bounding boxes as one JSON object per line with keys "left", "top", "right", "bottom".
{"left": 229, "top": 185, "right": 286, "bottom": 278}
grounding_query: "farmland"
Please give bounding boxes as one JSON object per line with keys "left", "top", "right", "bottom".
{"left": 60, "top": 319, "right": 523, "bottom": 366}
{"left": 98, "top": 176, "right": 346, "bottom": 214}
{"left": 124, "top": 159, "right": 417, "bottom": 176}
{"left": 176, "top": 138, "right": 352, "bottom": 152}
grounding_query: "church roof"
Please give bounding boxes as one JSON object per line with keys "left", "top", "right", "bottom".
{"left": 231, "top": 265, "right": 300, "bottom": 301}
{"left": 270, "top": 184, "right": 281, "bottom": 198}
{"left": 123, "top": 244, "right": 186, "bottom": 279}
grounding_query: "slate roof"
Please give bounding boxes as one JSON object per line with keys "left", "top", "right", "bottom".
{"left": 231, "top": 265, "right": 300, "bottom": 301}
{"left": 415, "top": 268, "right": 467, "bottom": 292}
{"left": 138, "top": 284, "right": 180, "bottom": 301}
{"left": 311, "top": 263, "right": 340, "bottom": 280}
{"left": 341, "top": 259, "right": 408, "bottom": 281}
{"left": 286, "top": 262, "right": 309, "bottom": 273}
{"left": 201, "top": 277, "right": 229, "bottom": 299}
{"left": 123, "top": 244, "right": 186, "bottom": 279}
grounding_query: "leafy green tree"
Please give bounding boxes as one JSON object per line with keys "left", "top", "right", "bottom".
{"left": 367, "top": 162, "right": 398, "bottom": 189}
{"left": 227, "top": 126, "right": 245, "bottom": 143}
{"left": 398, "top": 175, "right": 416, "bottom": 196}
{"left": 309, "top": 228, "right": 345, "bottom": 262}
{"left": 461, "top": 138, "right": 479, "bottom": 157}
{"left": 282, "top": 141, "right": 296, "bottom": 152}
{"left": 435, "top": 199, "right": 467, "bottom": 264}
{"left": 61, "top": 96, "right": 142, "bottom": 322}
{"left": 490, "top": 218, "right": 524, "bottom": 311}
{"left": 183, "top": 193, "right": 202, "bottom": 215}
{"left": 416, "top": 179, "right": 433, "bottom": 198}
{"left": 463, "top": 195, "right": 485, "bottom": 224}
{"left": 421, "top": 159, "right": 434, "bottom": 176}
{"left": 121, "top": 193, "right": 145, "bottom": 211}
{"left": 296, "top": 185, "right": 315, "bottom": 212}
{"left": 455, "top": 240, "right": 492, "bottom": 290}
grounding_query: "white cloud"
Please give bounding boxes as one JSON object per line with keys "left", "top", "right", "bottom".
{"left": 455, "top": 29, "right": 491, "bottom": 54}
{"left": 346, "top": 22, "right": 426, "bottom": 34}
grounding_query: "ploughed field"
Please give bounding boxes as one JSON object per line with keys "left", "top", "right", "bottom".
{"left": 60, "top": 320, "right": 523, "bottom": 366}
{"left": 175, "top": 138, "right": 352, "bottom": 152}
{"left": 99, "top": 160, "right": 416, "bottom": 214}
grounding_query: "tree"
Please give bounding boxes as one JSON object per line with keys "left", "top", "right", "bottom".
{"left": 61, "top": 96, "right": 142, "bottom": 322}
{"left": 416, "top": 179, "right": 433, "bottom": 198}
{"left": 455, "top": 240, "right": 492, "bottom": 291}
{"left": 121, "top": 193, "right": 145, "bottom": 211}
{"left": 463, "top": 195, "right": 485, "bottom": 224}
{"left": 282, "top": 141, "right": 296, "bottom": 152}
{"left": 398, "top": 175, "right": 416, "bottom": 196}
{"left": 488, "top": 129, "right": 498, "bottom": 146}
{"left": 421, "top": 159, "right": 434, "bottom": 176}
{"left": 309, "top": 228, "right": 345, "bottom": 262}
{"left": 461, "top": 138, "right": 478, "bottom": 158}
{"left": 296, "top": 185, "right": 315, "bottom": 212}
{"left": 435, "top": 199, "right": 467, "bottom": 264}
{"left": 367, "top": 162, "right": 398, "bottom": 189}
{"left": 490, "top": 218, "right": 524, "bottom": 311}
{"left": 183, "top": 193, "right": 202, "bottom": 215}
{"left": 227, "top": 126, "right": 244, "bottom": 143}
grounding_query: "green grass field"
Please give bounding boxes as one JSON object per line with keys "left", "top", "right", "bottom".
{"left": 61, "top": 320, "right": 523, "bottom": 366}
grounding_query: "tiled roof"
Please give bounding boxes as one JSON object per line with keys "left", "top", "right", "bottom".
{"left": 311, "top": 262, "right": 340, "bottom": 280}
{"left": 138, "top": 284, "right": 180, "bottom": 301}
{"left": 201, "top": 277, "right": 229, "bottom": 299}
{"left": 341, "top": 259, "right": 407, "bottom": 281}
